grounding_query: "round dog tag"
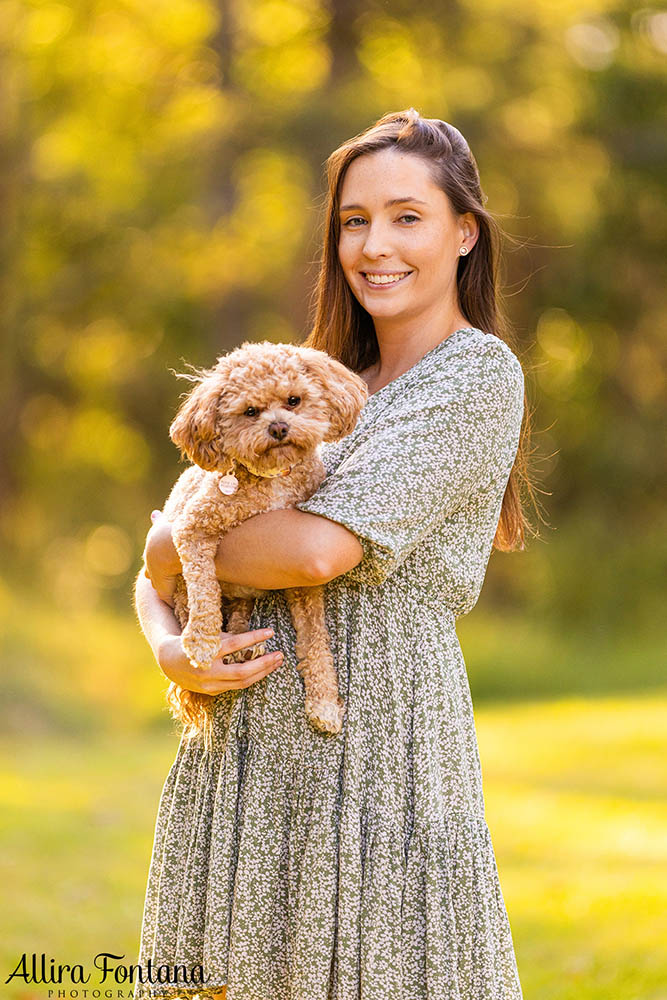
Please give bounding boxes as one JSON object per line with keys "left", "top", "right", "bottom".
{"left": 218, "top": 474, "right": 239, "bottom": 495}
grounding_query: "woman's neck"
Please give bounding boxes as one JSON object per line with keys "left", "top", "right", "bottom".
{"left": 361, "top": 311, "right": 471, "bottom": 394}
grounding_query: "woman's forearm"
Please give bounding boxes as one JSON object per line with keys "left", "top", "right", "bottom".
{"left": 144, "top": 507, "right": 363, "bottom": 595}
{"left": 133, "top": 568, "right": 182, "bottom": 663}
{"left": 214, "top": 508, "right": 363, "bottom": 589}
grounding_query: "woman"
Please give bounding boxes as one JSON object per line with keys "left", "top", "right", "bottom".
{"left": 133, "top": 108, "right": 533, "bottom": 1000}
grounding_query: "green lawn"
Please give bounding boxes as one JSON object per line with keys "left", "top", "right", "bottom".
{"left": 479, "top": 691, "right": 667, "bottom": 1000}
{"left": 1, "top": 691, "right": 665, "bottom": 999}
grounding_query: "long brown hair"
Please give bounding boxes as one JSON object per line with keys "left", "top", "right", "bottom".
{"left": 302, "top": 107, "right": 542, "bottom": 551}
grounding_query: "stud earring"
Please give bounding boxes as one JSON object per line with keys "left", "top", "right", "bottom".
{"left": 459, "top": 246, "right": 469, "bottom": 256}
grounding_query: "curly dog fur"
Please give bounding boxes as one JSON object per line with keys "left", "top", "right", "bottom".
{"left": 159, "top": 340, "right": 368, "bottom": 750}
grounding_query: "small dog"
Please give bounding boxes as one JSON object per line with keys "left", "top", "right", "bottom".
{"left": 159, "top": 340, "right": 367, "bottom": 749}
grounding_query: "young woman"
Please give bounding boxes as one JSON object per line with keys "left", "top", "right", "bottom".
{"left": 133, "top": 108, "right": 534, "bottom": 1000}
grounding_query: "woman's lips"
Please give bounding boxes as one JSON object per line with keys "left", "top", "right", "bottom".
{"left": 360, "top": 271, "right": 413, "bottom": 288}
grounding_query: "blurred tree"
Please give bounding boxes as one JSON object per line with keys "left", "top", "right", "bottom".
{"left": 0, "top": 0, "right": 664, "bottom": 639}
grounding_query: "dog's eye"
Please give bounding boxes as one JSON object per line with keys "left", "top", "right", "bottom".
{"left": 244, "top": 406, "right": 259, "bottom": 417}
{"left": 287, "top": 396, "right": 301, "bottom": 407}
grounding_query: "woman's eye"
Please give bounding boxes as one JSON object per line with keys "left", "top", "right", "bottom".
{"left": 342, "top": 214, "right": 419, "bottom": 227}
{"left": 244, "top": 406, "right": 259, "bottom": 417}
{"left": 287, "top": 396, "right": 301, "bottom": 407}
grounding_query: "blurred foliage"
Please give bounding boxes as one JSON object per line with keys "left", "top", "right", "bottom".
{"left": 0, "top": 0, "right": 665, "bottom": 639}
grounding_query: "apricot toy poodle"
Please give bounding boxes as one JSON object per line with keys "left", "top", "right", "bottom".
{"left": 157, "top": 340, "right": 367, "bottom": 750}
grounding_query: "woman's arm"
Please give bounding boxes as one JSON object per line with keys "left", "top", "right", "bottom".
{"left": 143, "top": 509, "right": 363, "bottom": 606}
{"left": 133, "top": 565, "right": 184, "bottom": 662}
{"left": 215, "top": 508, "right": 363, "bottom": 587}
{"left": 133, "top": 569, "right": 284, "bottom": 693}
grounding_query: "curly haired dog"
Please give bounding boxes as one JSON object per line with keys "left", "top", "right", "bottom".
{"left": 159, "top": 340, "right": 368, "bottom": 750}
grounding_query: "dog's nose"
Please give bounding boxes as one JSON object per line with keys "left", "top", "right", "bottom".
{"left": 268, "top": 421, "right": 289, "bottom": 441}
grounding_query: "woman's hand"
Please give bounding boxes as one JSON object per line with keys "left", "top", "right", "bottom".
{"left": 158, "top": 628, "right": 284, "bottom": 694}
{"left": 143, "top": 511, "right": 181, "bottom": 607}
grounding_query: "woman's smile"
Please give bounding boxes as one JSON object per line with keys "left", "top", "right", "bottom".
{"left": 360, "top": 270, "right": 413, "bottom": 288}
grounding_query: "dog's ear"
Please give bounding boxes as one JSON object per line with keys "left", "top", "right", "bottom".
{"left": 299, "top": 348, "right": 368, "bottom": 442}
{"left": 169, "top": 375, "right": 231, "bottom": 471}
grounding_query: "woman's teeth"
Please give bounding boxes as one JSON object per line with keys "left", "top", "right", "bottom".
{"left": 363, "top": 271, "right": 412, "bottom": 285}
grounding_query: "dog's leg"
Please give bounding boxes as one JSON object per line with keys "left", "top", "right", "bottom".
{"left": 172, "top": 574, "right": 189, "bottom": 631}
{"left": 285, "top": 586, "right": 345, "bottom": 734}
{"left": 222, "top": 598, "right": 266, "bottom": 663}
{"left": 172, "top": 530, "right": 223, "bottom": 670}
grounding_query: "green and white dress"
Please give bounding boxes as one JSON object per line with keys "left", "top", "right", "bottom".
{"left": 134, "top": 326, "right": 525, "bottom": 1000}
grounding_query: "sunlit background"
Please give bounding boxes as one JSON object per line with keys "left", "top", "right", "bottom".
{"left": 1, "top": 1, "right": 665, "bottom": 997}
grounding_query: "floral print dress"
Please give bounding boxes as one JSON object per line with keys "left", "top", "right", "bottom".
{"left": 134, "top": 326, "right": 525, "bottom": 1000}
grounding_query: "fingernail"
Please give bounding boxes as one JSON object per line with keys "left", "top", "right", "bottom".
{"left": 150, "top": 510, "right": 163, "bottom": 522}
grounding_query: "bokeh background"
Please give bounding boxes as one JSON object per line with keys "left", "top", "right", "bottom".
{"left": 1, "top": 1, "right": 666, "bottom": 997}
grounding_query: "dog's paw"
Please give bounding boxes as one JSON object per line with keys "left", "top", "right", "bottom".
{"left": 221, "top": 640, "right": 266, "bottom": 664}
{"left": 305, "top": 696, "right": 345, "bottom": 735}
{"left": 182, "top": 630, "right": 219, "bottom": 671}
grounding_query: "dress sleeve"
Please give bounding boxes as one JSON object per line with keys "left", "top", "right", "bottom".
{"left": 295, "top": 339, "right": 525, "bottom": 586}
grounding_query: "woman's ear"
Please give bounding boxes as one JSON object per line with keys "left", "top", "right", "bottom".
{"left": 169, "top": 376, "right": 230, "bottom": 471}
{"left": 299, "top": 348, "right": 368, "bottom": 442}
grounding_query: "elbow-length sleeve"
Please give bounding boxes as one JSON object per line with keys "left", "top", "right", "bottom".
{"left": 295, "top": 337, "right": 525, "bottom": 587}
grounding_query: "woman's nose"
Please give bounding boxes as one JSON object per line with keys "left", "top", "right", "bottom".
{"left": 361, "top": 222, "right": 392, "bottom": 258}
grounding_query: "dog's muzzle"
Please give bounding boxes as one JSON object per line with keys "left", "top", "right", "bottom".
{"left": 268, "top": 421, "right": 289, "bottom": 441}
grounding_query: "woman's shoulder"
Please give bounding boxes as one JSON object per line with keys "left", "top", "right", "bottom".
{"left": 423, "top": 327, "right": 524, "bottom": 396}
{"left": 475, "top": 329, "right": 524, "bottom": 390}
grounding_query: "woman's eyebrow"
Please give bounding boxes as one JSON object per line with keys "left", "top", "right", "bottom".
{"left": 339, "top": 197, "right": 428, "bottom": 212}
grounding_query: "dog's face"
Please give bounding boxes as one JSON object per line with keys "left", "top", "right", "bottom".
{"left": 169, "top": 341, "right": 368, "bottom": 474}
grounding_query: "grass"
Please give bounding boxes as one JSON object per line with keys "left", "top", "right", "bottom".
{"left": 1, "top": 580, "right": 665, "bottom": 997}
{"left": 1, "top": 692, "right": 666, "bottom": 999}
{"left": 0, "top": 732, "right": 175, "bottom": 997}
{"left": 479, "top": 690, "right": 667, "bottom": 1000}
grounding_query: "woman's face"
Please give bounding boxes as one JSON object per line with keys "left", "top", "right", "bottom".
{"left": 337, "top": 147, "right": 476, "bottom": 324}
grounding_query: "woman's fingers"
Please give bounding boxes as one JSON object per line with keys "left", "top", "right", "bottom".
{"left": 224, "top": 651, "right": 284, "bottom": 688}
{"left": 200, "top": 649, "right": 284, "bottom": 693}
{"left": 159, "top": 631, "right": 284, "bottom": 694}
{"left": 218, "top": 628, "right": 275, "bottom": 657}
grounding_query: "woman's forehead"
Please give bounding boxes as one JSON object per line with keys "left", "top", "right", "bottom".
{"left": 339, "top": 149, "right": 444, "bottom": 204}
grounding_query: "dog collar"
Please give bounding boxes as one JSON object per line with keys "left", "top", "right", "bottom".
{"left": 218, "top": 460, "right": 293, "bottom": 495}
